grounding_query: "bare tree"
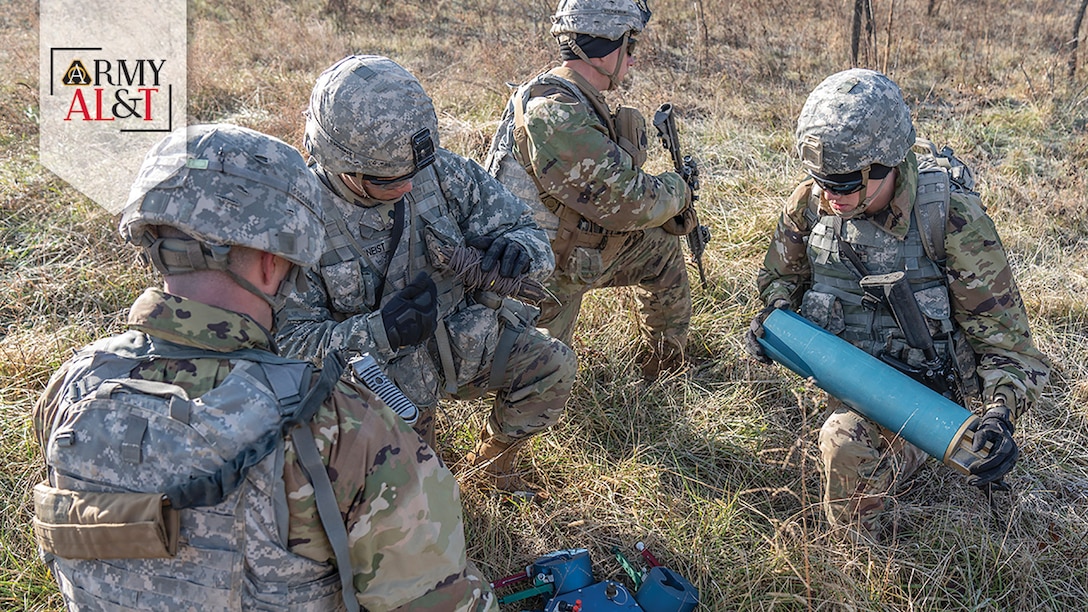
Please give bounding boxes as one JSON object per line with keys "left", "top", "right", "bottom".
{"left": 1071, "top": 0, "right": 1088, "bottom": 80}
{"left": 695, "top": 0, "right": 710, "bottom": 64}
{"left": 882, "top": 0, "right": 897, "bottom": 73}
{"left": 850, "top": 0, "right": 875, "bottom": 67}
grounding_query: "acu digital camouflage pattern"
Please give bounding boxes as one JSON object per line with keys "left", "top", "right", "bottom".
{"left": 550, "top": 0, "right": 647, "bottom": 39}
{"left": 34, "top": 288, "right": 495, "bottom": 611}
{"left": 757, "top": 154, "right": 1051, "bottom": 540}
{"left": 277, "top": 148, "right": 575, "bottom": 446}
{"left": 304, "top": 55, "right": 440, "bottom": 178}
{"left": 121, "top": 124, "right": 326, "bottom": 268}
{"left": 485, "top": 67, "right": 692, "bottom": 361}
{"left": 795, "top": 69, "right": 916, "bottom": 176}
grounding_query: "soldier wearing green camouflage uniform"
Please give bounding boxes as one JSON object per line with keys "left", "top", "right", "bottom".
{"left": 746, "top": 69, "right": 1051, "bottom": 542}
{"left": 484, "top": 0, "right": 695, "bottom": 378}
{"left": 33, "top": 125, "right": 495, "bottom": 610}
{"left": 277, "top": 55, "right": 576, "bottom": 491}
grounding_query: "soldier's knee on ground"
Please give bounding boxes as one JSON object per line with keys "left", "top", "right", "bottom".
{"left": 818, "top": 408, "right": 885, "bottom": 470}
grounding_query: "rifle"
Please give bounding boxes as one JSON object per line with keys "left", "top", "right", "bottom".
{"left": 836, "top": 239, "right": 961, "bottom": 401}
{"left": 857, "top": 270, "right": 961, "bottom": 402}
{"left": 653, "top": 103, "right": 711, "bottom": 288}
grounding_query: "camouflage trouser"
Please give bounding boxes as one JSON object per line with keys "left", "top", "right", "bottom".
{"left": 455, "top": 325, "right": 576, "bottom": 445}
{"left": 540, "top": 226, "right": 691, "bottom": 357}
{"left": 818, "top": 400, "right": 929, "bottom": 541}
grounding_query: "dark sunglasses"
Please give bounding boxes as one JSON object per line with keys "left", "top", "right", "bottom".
{"left": 812, "top": 174, "right": 865, "bottom": 196}
{"left": 626, "top": 36, "right": 638, "bottom": 56}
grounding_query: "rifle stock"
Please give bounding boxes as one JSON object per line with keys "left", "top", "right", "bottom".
{"left": 653, "top": 103, "right": 710, "bottom": 288}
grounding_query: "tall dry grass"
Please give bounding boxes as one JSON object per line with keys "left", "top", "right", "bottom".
{"left": 3, "top": 0, "right": 1088, "bottom": 609}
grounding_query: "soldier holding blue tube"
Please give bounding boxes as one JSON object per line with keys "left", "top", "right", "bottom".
{"left": 746, "top": 69, "right": 1051, "bottom": 543}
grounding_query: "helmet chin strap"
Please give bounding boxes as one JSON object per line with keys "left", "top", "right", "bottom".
{"left": 144, "top": 235, "right": 302, "bottom": 318}
{"left": 565, "top": 31, "right": 630, "bottom": 90}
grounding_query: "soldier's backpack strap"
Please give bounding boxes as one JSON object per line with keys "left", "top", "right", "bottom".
{"left": 510, "top": 74, "right": 625, "bottom": 270}
{"left": 914, "top": 137, "right": 985, "bottom": 270}
{"left": 914, "top": 167, "right": 950, "bottom": 268}
{"left": 150, "top": 347, "right": 358, "bottom": 611}
{"left": 512, "top": 88, "right": 605, "bottom": 267}
{"left": 159, "top": 351, "right": 341, "bottom": 509}
{"left": 282, "top": 352, "right": 361, "bottom": 612}
{"left": 547, "top": 66, "right": 618, "bottom": 139}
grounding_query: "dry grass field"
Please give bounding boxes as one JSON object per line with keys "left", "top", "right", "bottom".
{"left": 4, "top": 0, "right": 1088, "bottom": 609}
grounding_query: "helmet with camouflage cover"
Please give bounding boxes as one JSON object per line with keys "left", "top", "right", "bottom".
{"left": 550, "top": 0, "right": 650, "bottom": 40}
{"left": 121, "top": 123, "right": 324, "bottom": 269}
{"left": 795, "top": 68, "right": 915, "bottom": 176}
{"left": 304, "top": 55, "right": 439, "bottom": 179}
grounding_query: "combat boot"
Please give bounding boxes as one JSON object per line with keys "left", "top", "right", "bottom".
{"left": 638, "top": 341, "right": 686, "bottom": 380}
{"left": 465, "top": 427, "right": 532, "bottom": 494}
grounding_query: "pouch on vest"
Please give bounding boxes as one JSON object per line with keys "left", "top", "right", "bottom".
{"left": 613, "top": 105, "right": 648, "bottom": 169}
{"left": 444, "top": 303, "right": 501, "bottom": 388}
{"left": 800, "top": 291, "right": 846, "bottom": 336}
{"left": 33, "top": 482, "right": 180, "bottom": 559}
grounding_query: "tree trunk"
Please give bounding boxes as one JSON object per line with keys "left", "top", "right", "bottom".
{"left": 1071, "top": 0, "right": 1088, "bottom": 80}
{"left": 851, "top": 0, "right": 865, "bottom": 67}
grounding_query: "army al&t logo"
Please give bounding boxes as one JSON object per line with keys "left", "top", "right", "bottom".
{"left": 51, "top": 49, "right": 174, "bottom": 130}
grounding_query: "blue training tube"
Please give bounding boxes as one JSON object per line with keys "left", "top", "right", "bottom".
{"left": 758, "top": 309, "right": 976, "bottom": 464}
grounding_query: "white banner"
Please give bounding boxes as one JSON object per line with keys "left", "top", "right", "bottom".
{"left": 39, "top": 0, "right": 187, "bottom": 213}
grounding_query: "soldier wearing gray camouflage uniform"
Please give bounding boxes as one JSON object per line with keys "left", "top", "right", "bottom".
{"left": 746, "top": 69, "right": 1051, "bottom": 542}
{"left": 33, "top": 124, "right": 496, "bottom": 610}
{"left": 484, "top": 0, "right": 695, "bottom": 378}
{"left": 277, "top": 55, "right": 576, "bottom": 491}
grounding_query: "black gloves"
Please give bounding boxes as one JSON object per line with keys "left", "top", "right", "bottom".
{"left": 381, "top": 272, "right": 438, "bottom": 350}
{"left": 967, "top": 401, "right": 1019, "bottom": 489}
{"left": 467, "top": 236, "right": 530, "bottom": 278}
{"left": 745, "top": 298, "right": 791, "bottom": 364}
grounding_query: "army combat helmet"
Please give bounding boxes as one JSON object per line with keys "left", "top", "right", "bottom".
{"left": 551, "top": 0, "right": 652, "bottom": 89}
{"left": 795, "top": 69, "right": 915, "bottom": 215}
{"left": 304, "top": 55, "right": 438, "bottom": 183}
{"left": 120, "top": 123, "right": 325, "bottom": 308}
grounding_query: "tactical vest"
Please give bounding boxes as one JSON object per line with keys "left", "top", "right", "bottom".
{"left": 484, "top": 68, "right": 646, "bottom": 271}
{"left": 316, "top": 165, "right": 531, "bottom": 400}
{"left": 36, "top": 332, "right": 347, "bottom": 611}
{"left": 801, "top": 167, "right": 980, "bottom": 400}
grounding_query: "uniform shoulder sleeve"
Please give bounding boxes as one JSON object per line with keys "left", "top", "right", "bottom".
{"left": 520, "top": 88, "right": 690, "bottom": 232}
{"left": 284, "top": 379, "right": 495, "bottom": 610}
{"left": 434, "top": 149, "right": 555, "bottom": 281}
{"left": 944, "top": 193, "right": 1051, "bottom": 416}
{"left": 757, "top": 181, "right": 816, "bottom": 306}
